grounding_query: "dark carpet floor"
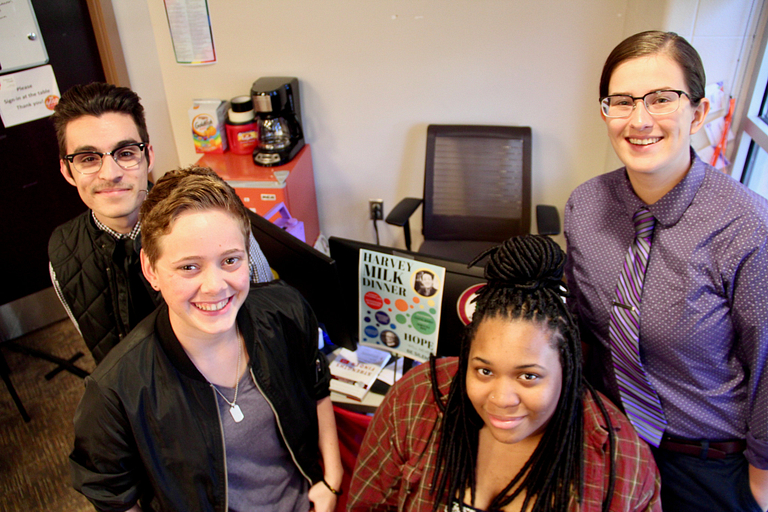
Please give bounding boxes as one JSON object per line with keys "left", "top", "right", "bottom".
{"left": 0, "top": 319, "right": 96, "bottom": 511}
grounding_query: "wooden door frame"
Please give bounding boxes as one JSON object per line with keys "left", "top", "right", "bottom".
{"left": 84, "top": 0, "right": 130, "bottom": 86}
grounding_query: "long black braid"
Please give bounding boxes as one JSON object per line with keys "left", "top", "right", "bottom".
{"left": 430, "top": 234, "right": 611, "bottom": 512}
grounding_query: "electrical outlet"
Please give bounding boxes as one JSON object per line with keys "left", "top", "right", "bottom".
{"left": 369, "top": 199, "right": 384, "bottom": 220}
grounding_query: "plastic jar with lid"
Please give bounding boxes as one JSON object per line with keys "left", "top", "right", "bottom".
{"left": 225, "top": 96, "right": 258, "bottom": 155}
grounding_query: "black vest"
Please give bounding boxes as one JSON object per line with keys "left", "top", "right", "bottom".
{"left": 48, "top": 212, "right": 160, "bottom": 363}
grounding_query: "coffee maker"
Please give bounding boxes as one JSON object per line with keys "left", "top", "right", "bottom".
{"left": 251, "top": 77, "right": 305, "bottom": 167}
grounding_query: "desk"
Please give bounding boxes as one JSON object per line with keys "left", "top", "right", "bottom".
{"left": 327, "top": 348, "right": 408, "bottom": 414}
{"left": 326, "top": 351, "right": 405, "bottom": 510}
{"left": 330, "top": 390, "right": 384, "bottom": 413}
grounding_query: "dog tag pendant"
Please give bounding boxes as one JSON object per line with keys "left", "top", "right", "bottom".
{"left": 230, "top": 404, "right": 244, "bottom": 423}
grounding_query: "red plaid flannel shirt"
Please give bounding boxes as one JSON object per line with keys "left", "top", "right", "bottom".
{"left": 348, "top": 358, "right": 661, "bottom": 511}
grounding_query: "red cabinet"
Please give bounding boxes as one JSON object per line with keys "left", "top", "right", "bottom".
{"left": 197, "top": 144, "right": 320, "bottom": 245}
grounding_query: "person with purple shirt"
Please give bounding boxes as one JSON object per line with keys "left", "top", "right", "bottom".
{"left": 564, "top": 30, "right": 768, "bottom": 511}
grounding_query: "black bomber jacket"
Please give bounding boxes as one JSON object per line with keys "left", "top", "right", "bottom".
{"left": 69, "top": 281, "right": 331, "bottom": 512}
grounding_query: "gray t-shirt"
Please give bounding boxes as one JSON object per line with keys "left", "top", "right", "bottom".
{"left": 213, "top": 368, "right": 309, "bottom": 512}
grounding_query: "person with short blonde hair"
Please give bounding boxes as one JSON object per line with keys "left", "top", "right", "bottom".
{"left": 70, "top": 166, "right": 342, "bottom": 512}
{"left": 48, "top": 83, "right": 272, "bottom": 363}
{"left": 139, "top": 166, "right": 252, "bottom": 265}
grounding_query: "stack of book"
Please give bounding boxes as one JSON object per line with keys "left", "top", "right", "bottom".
{"left": 329, "top": 345, "right": 391, "bottom": 401}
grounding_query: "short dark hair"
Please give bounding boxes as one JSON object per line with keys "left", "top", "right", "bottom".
{"left": 140, "top": 166, "right": 251, "bottom": 266}
{"left": 52, "top": 82, "right": 149, "bottom": 161}
{"left": 599, "top": 31, "right": 706, "bottom": 105}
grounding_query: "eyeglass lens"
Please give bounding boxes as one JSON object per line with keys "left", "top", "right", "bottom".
{"left": 602, "top": 91, "right": 682, "bottom": 117}
{"left": 72, "top": 145, "right": 144, "bottom": 174}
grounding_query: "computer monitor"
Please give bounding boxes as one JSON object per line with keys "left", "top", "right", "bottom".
{"left": 248, "top": 211, "right": 356, "bottom": 351}
{"left": 328, "top": 236, "right": 487, "bottom": 357}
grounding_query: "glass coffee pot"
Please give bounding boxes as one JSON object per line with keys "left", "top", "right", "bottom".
{"left": 251, "top": 77, "right": 305, "bottom": 167}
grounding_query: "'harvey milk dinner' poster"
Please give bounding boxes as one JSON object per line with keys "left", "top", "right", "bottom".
{"left": 358, "top": 249, "right": 446, "bottom": 361}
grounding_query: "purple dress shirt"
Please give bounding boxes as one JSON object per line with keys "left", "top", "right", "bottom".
{"left": 564, "top": 150, "right": 768, "bottom": 469}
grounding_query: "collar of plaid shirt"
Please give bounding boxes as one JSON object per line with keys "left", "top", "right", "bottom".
{"left": 91, "top": 210, "right": 141, "bottom": 240}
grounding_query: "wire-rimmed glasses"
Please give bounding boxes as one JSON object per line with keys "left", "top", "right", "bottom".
{"left": 64, "top": 142, "right": 148, "bottom": 175}
{"left": 600, "top": 90, "right": 691, "bottom": 118}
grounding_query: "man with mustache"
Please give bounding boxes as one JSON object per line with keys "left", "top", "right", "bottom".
{"left": 48, "top": 83, "right": 271, "bottom": 363}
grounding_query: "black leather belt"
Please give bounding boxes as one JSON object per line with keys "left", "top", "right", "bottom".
{"left": 658, "top": 436, "right": 746, "bottom": 460}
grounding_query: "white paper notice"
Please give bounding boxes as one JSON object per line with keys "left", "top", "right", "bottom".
{"left": 0, "top": 65, "right": 60, "bottom": 128}
{"left": 705, "top": 82, "right": 726, "bottom": 113}
{"left": 164, "top": 0, "right": 216, "bottom": 64}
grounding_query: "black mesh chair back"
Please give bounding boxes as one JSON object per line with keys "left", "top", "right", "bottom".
{"left": 420, "top": 125, "right": 531, "bottom": 262}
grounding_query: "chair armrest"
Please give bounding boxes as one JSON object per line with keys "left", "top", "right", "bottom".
{"left": 385, "top": 198, "right": 423, "bottom": 227}
{"left": 536, "top": 205, "right": 560, "bottom": 236}
{"left": 385, "top": 197, "right": 423, "bottom": 251}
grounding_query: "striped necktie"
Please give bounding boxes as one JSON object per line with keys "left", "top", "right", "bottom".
{"left": 608, "top": 207, "right": 667, "bottom": 447}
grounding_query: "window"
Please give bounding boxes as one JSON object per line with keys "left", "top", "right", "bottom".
{"left": 731, "top": 3, "right": 768, "bottom": 198}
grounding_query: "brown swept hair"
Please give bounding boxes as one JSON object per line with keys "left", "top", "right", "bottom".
{"left": 52, "top": 83, "right": 150, "bottom": 174}
{"left": 599, "top": 31, "right": 706, "bottom": 105}
{"left": 139, "top": 166, "right": 250, "bottom": 266}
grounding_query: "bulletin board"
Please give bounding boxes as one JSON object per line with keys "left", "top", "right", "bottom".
{"left": 0, "top": 0, "right": 49, "bottom": 75}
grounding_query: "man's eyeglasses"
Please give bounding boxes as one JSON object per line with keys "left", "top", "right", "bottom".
{"left": 600, "top": 90, "right": 691, "bottom": 118}
{"left": 64, "top": 142, "right": 148, "bottom": 175}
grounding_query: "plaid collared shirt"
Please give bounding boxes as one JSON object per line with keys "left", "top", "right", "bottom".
{"left": 348, "top": 358, "right": 661, "bottom": 511}
{"left": 91, "top": 211, "right": 141, "bottom": 240}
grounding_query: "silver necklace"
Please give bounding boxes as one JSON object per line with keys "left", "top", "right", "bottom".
{"left": 210, "top": 331, "right": 244, "bottom": 423}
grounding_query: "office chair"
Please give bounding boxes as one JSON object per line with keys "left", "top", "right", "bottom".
{"left": 385, "top": 125, "right": 559, "bottom": 264}
{"left": 1, "top": 349, "right": 30, "bottom": 422}
{"left": 1, "top": 330, "right": 90, "bottom": 422}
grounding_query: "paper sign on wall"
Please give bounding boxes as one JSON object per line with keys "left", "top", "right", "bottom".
{"left": 164, "top": 0, "right": 216, "bottom": 65}
{"left": 0, "top": 65, "right": 59, "bottom": 127}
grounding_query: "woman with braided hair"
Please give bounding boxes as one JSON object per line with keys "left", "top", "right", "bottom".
{"left": 348, "top": 234, "right": 660, "bottom": 511}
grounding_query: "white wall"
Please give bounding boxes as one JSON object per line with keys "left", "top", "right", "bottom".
{"left": 108, "top": 0, "right": 178, "bottom": 182}
{"left": 688, "top": 0, "right": 759, "bottom": 100}
{"left": 108, "top": 0, "right": 758, "bottom": 250}
{"left": 108, "top": 0, "right": 627, "bottom": 250}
